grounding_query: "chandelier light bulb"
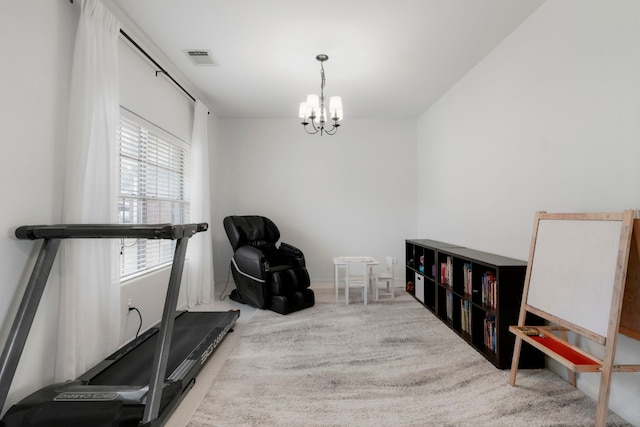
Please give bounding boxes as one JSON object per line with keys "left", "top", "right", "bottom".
{"left": 329, "top": 96, "right": 343, "bottom": 120}
{"left": 306, "top": 94, "right": 319, "bottom": 118}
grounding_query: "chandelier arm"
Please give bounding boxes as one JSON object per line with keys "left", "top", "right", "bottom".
{"left": 323, "top": 124, "right": 339, "bottom": 135}
{"left": 310, "top": 119, "right": 321, "bottom": 134}
{"left": 302, "top": 122, "right": 319, "bottom": 134}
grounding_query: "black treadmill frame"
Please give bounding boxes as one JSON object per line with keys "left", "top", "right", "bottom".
{"left": 0, "top": 223, "right": 208, "bottom": 425}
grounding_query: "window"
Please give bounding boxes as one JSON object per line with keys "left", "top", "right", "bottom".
{"left": 118, "top": 108, "right": 191, "bottom": 279}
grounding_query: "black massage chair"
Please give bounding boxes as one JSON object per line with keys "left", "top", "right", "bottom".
{"left": 223, "top": 215, "right": 314, "bottom": 314}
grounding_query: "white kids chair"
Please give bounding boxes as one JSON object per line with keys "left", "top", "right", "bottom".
{"left": 372, "top": 256, "right": 397, "bottom": 300}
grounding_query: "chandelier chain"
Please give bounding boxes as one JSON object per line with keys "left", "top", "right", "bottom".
{"left": 320, "top": 61, "right": 326, "bottom": 107}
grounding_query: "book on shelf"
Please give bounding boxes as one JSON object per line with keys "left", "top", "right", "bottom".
{"left": 484, "top": 313, "right": 496, "bottom": 352}
{"left": 481, "top": 271, "right": 496, "bottom": 308}
{"left": 460, "top": 299, "right": 471, "bottom": 334}
{"left": 441, "top": 257, "right": 453, "bottom": 286}
{"left": 463, "top": 262, "right": 472, "bottom": 295}
{"left": 446, "top": 290, "right": 453, "bottom": 320}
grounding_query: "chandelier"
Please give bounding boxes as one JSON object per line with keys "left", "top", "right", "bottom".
{"left": 298, "top": 54, "right": 343, "bottom": 136}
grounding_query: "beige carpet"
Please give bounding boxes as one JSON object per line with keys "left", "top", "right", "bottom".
{"left": 188, "top": 284, "right": 631, "bottom": 426}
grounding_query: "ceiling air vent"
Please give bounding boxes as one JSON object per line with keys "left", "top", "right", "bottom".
{"left": 184, "top": 50, "right": 217, "bottom": 66}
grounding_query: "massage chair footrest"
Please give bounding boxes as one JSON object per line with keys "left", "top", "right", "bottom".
{"left": 270, "top": 289, "right": 315, "bottom": 315}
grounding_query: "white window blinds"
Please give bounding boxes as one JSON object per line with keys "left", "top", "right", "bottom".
{"left": 118, "top": 108, "right": 191, "bottom": 279}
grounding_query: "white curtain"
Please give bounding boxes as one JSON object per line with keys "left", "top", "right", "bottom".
{"left": 187, "top": 100, "right": 215, "bottom": 306}
{"left": 56, "top": 0, "right": 120, "bottom": 381}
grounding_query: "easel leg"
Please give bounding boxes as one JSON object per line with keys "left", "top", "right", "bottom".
{"left": 509, "top": 336, "right": 522, "bottom": 386}
{"left": 594, "top": 365, "right": 613, "bottom": 427}
{"left": 559, "top": 330, "right": 576, "bottom": 387}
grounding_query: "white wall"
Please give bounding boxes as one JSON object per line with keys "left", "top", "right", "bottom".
{"left": 0, "top": 1, "right": 78, "bottom": 412}
{"left": 211, "top": 118, "right": 417, "bottom": 285}
{"left": 417, "top": 0, "right": 640, "bottom": 423}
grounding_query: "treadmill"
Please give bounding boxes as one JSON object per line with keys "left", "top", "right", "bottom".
{"left": 0, "top": 223, "right": 240, "bottom": 427}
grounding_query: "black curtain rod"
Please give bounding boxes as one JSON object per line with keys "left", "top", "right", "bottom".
{"left": 69, "top": 0, "right": 196, "bottom": 103}
{"left": 119, "top": 30, "right": 196, "bottom": 103}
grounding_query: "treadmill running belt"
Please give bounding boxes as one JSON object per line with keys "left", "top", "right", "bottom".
{"left": 89, "top": 311, "right": 233, "bottom": 386}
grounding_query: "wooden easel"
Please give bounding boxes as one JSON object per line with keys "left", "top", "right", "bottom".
{"left": 509, "top": 210, "right": 640, "bottom": 427}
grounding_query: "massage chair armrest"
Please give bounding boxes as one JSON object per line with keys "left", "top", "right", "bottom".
{"left": 278, "top": 242, "right": 306, "bottom": 268}
{"left": 232, "top": 245, "right": 267, "bottom": 280}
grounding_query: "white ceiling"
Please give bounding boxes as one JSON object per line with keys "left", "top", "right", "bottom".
{"left": 109, "top": 0, "right": 544, "bottom": 119}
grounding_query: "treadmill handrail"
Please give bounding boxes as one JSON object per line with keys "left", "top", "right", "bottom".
{"left": 15, "top": 223, "right": 208, "bottom": 240}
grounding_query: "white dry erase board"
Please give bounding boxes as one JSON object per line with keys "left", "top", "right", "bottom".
{"left": 526, "top": 217, "right": 622, "bottom": 338}
{"left": 510, "top": 211, "right": 640, "bottom": 427}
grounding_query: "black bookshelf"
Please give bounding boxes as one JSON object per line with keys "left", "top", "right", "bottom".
{"left": 406, "top": 239, "right": 543, "bottom": 369}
